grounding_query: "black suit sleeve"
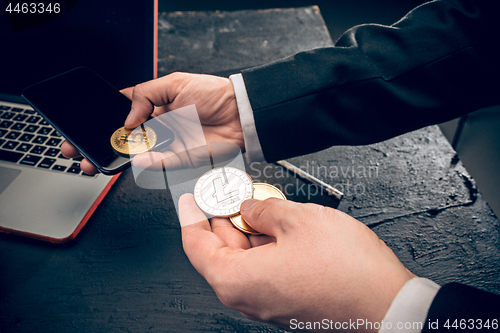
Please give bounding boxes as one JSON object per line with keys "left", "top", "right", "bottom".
{"left": 422, "top": 283, "right": 500, "bottom": 332}
{"left": 241, "top": 0, "right": 500, "bottom": 162}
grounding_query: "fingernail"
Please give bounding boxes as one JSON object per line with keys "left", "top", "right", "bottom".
{"left": 124, "top": 109, "right": 134, "bottom": 127}
{"left": 240, "top": 199, "right": 259, "bottom": 211}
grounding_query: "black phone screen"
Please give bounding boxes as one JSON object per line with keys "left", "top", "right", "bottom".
{"left": 22, "top": 67, "right": 131, "bottom": 173}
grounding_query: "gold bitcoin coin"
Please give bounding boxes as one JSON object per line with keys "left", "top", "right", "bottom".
{"left": 229, "top": 182, "right": 286, "bottom": 235}
{"left": 110, "top": 125, "right": 157, "bottom": 157}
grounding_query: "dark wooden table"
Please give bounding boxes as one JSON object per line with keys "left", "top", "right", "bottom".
{"left": 1, "top": 7, "right": 499, "bottom": 333}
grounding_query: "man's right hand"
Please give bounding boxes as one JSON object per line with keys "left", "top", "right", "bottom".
{"left": 179, "top": 195, "right": 415, "bottom": 332}
{"left": 61, "top": 72, "right": 243, "bottom": 175}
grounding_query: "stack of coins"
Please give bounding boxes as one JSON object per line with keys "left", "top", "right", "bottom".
{"left": 110, "top": 125, "right": 157, "bottom": 157}
{"left": 194, "top": 167, "right": 286, "bottom": 235}
{"left": 229, "top": 182, "right": 286, "bottom": 234}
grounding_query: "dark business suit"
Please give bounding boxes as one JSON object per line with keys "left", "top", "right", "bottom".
{"left": 240, "top": 0, "right": 500, "bottom": 328}
{"left": 422, "top": 283, "right": 499, "bottom": 331}
{"left": 241, "top": 0, "right": 499, "bottom": 162}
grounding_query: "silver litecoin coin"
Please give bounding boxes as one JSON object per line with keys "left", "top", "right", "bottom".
{"left": 194, "top": 167, "right": 254, "bottom": 217}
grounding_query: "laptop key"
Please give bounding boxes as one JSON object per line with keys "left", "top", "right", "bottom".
{"left": 37, "top": 127, "right": 52, "bottom": 135}
{"left": 26, "top": 116, "right": 41, "bottom": 124}
{"left": 20, "top": 154, "right": 41, "bottom": 166}
{"left": 67, "top": 162, "right": 81, "bottom": 174}
{"left": 67, "top": 167, "right": 81, "bottom": 174}
{"left": 11, "top": 107, "right": 24, "bottom": 112}
{"left": 39, "top": 119, "right": 49, "bottom": 126}
{"left": 0, "top": 105, "right": 11, "bottom": 111}
{"left": 11, "top": 122, "right": 26, "bottom": 131}
{"left": 50, "top": 130, "right": 62, "bottom": 137}
{"left": 25, "top": 125, "right": 39, "bottom": 133}
{"left": 23, "top": 109, "right": 36, "bottom": 114}
{"left": 33, "top": 136, "right": 48, "bottom": 144}
{"left": 45, "top": 148, "right": 60, "bottom": 157}
{"left": 16, "top": 143, "right": 33, "bottom": 152}
{"left": 0, "top": 112, "right": 15, "bottom": 119}
{"left": 5, "top": 131, "right": 21, "bottom": 140}
{"left": 3, "top": 141, "right": 19, "bottom": 150}
{"left": 46, "top": 138, "right": 61, "bottom": 146}
{"left": 19, "top": 133, "right": 35, "bottom": 142}
{"left": 0, "top": 129, "right": 7, "bottom": 137}
{"left": 52, "top": 165, "right": 67, "bottom": 172}
{"left": 30, "top": 145, "right": 46, "bottom": 154}
{"left": 0, "top": 139, "right": 5, "bottom": 147}
{"left": 58, "top": 153, "right": 69, "bottom": 159}
{"left": 13, "top": 114, "right": 28, "bottom": 122}
{"left": 0, "top": 149, "right": 23, "bottom": 163}
{"left": 0, "top": 120, "right": 13, "bottom": 128}
{"left": 38, "top": 158, "right": 56, "bottom": 169}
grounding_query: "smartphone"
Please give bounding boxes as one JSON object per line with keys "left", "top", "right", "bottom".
{"left": 22, "top": 67, "right": 174, "bottom": 175}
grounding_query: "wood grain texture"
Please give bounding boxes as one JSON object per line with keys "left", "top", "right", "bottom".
{"left": 1, "top": 7, "right": 499, "bottom": 333}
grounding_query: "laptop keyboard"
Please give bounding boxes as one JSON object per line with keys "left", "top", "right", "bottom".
{"left": 0, "top": 103, "right": 93, "bottom": 177}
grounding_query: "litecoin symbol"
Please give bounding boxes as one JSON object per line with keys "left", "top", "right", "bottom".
{"left": 194, "top": 167, "right": 253, "bottom": 217}
{"left": 213, "top": 177, "right": 239, "bottom": 203}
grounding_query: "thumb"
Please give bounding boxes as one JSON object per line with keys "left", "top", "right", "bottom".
{"left": 239, "top": 198, "right": 293, "bottom": 237}
{"left": 124, "top": 74, "right": 180, "bottom": 128}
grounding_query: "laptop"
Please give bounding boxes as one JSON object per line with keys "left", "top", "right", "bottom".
{"left": 0, "top": 0, "right": 157, "bottom": 243}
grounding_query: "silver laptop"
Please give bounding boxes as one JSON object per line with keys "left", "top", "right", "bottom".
{"left": 0, "top": 0, "right": 157, "bottom": 242}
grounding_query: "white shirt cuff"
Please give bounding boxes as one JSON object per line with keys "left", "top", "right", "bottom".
{"left": 229, "top": 73, "right": 265, "bottom": 163}
{"left": 378, "top": 277, "right": 441, "bottom": 333}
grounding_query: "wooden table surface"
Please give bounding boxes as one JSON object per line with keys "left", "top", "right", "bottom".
{"left": 1, "top": 7, "right": 499, "bottom": 333}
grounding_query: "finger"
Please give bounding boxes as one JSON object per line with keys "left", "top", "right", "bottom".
{"left": 125, "top": 75, "right": 178, "bottom": 129}
{"left": 239, "top": 198, "right": 296, "bottom": 237}
{"left": 122, "top": 86, "right": 143, "bottom": 127}
{"left": 131, "top": 151, "right": 165, "bottom": 170}
{"left": 79, "top": 159, "right": 99, "bottom": 175}
{"left": 133, "top": 150, "right": 179, "bottom": 169}
{"left": 132, "top": 144, "right": 213, "bottom": 171}
{"left": 60, "top": 141, "right": 81, "bottom": 158}
{"left": 179, "top": 194, "right": 230, "bottom": 277}
{"left": 120, "top": 87, "right": 134, "bottom": 100}
{"left": 179, "top": 193, "right": 210, "bottom": 228}
{"left": 210, "top": 217, "right": 251, "bottom": 250}
{"left": 248, "top": 234, "right": 276, "bottom": 248}
{"left": 131, "top": 150, "right": 187, "bottom": 171}
{"left": 61, "top": 142, "right": 100, "bottom": 175}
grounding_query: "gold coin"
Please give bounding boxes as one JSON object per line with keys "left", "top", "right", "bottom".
{"left": 229, "top": 183, "right": 286, "bottom": 235}
{"left": 110, "top": 125, "right": 157, "bottom": 157}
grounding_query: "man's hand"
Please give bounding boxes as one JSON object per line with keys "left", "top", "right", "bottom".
{"left": 179, "top": 195, "right": 413, "bottom": 332}
{"left": 61, "top": 72, "right": 242, "bottom": 175}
